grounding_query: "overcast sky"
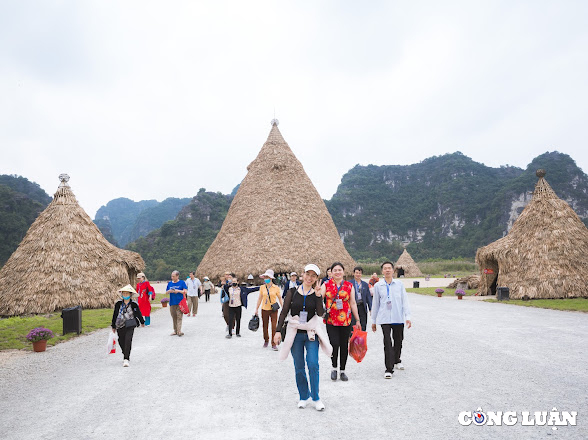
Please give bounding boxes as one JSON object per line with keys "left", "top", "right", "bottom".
{"left": 1, "top": 1, "right": 587, "bottom": 218}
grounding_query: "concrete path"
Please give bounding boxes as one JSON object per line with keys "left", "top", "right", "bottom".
{"left": 0, "top": 293, "right": 586, "bottom": 439}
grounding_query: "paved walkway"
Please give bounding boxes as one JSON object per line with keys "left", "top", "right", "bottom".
{"left": 0, "top": 292, "right": 586, "bottom": 439}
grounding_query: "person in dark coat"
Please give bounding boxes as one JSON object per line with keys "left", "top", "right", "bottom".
{"left": 111, "top": 284, "right": 145, "bottom": 367}
{"left": 350, "top": 266, "right": 373, "bottom": 331}
{"left": 221, "top": 276, "right": 260, "bottom": 338}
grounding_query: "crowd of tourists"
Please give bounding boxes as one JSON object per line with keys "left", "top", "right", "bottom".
{"left": 111, "top": 261, "right": 412, "bottom": 412}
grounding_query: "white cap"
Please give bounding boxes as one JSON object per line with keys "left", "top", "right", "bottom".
{"left": 304, "top": 264, "right": 321, "bottom": 277}
{"left": 290, "top": 272, "right": 297, "bottom": 277}
{"left": 259, "top": 269, "right": 275, "bottom": 279}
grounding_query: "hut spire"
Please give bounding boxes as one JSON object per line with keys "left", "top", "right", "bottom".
{"left": 533, "top": 169, "right": 557, "bottom": 200}
{"left": 266, "top": 118, "right": 286, "bottom": 144}
{"left": 54, "top": 173, "right": 77, "bottom": 205}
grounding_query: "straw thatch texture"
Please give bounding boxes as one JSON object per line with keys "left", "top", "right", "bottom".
{"left": 447, "top": 274, "right": 480, "bottom": 290}
{"left": 475, "top": 171, "right": 588, "bottom": 299}
{"left": 394, "top": 249, "right": 424, "bottom": 277}
{"left": 0, "top": 177, "right": 144, "bottom": 316}
{"left": 196, "top": 122, "right": 355, "bottom": 281}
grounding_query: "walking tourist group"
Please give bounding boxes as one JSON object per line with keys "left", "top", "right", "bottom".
{"left": 111, "top": 261, "right": 411, "bottom": 411}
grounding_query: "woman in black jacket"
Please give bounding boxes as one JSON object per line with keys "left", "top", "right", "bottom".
{"left": 111, "top": 284, "right": 145, "bottom": 367}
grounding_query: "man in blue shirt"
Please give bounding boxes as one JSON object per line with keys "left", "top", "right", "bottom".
{"left": 166, "top": 270, "right": 188, "bottom": 336}
{"left": 371, "top": 261, "right": 412, "bottom": 379}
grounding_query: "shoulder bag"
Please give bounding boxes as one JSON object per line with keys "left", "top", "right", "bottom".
{"left": 267, "top": 285, "right": 280, "bottom": 312}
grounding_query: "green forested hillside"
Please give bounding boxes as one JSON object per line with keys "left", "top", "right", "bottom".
{"left": 0, "top": 175, "right": 52, "bottom": 267}
{"left": 94, "top": 197, "right": 190, "bottom": 247}
{"left": 6, "top": 152, "right": 585, "bottom": 277}
{"left": 326, "top": 151, "right": 588, "bottom": 261}
{"left": 124, "top": 151, "right": 588, "bottom": 277}
{"left": 126, "top": 189, "right": 232, "bottom": 280}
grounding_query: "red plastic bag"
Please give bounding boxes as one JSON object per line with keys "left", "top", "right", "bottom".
{"left": 179, "top": 297, "right": 190, "bottom": 314}
{"left": 349, "top": 324, "right": 368, "bottom": 363}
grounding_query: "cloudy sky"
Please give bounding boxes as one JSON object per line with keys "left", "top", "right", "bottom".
{"left": 1, "top": 1, "right": 587, "bottom": 218}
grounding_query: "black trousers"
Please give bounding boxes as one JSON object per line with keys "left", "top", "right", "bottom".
{"left": 326, "top": 324, "right": 352, "bottom": 370}
{"left": 228, "top": 306, "right": 242, "bottom": 335}
{"left": 381, "top": 324, "right": 404, "bottom": 372}
{"left": 117, "top": 327, "right": 135, "bottom": 360}
{"left": 351, "top": 303, "right": 368, "bottom": 331}
{"left": 205, "top": 290, "right": 211, "bottom": 302}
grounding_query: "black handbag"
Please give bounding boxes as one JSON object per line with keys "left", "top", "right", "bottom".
{"left": 125, "top": 318, "right": 136, "bottom": 328}
{"left": 248, "top": 315, "right": 259, "bottom": 331}
{"left": 266, "top": 285, "right": 280, "bottom": 312}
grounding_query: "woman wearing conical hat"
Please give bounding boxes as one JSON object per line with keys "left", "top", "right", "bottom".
{"left": 111, "top": 285, "right": 145, "bottom": 367}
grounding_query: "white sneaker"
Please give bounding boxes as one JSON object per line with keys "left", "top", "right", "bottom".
{"left": 395, "top": 363, "right": 404, "bottom": 370}
{"left": 314, "top": 400, "right": 325, "bottom": 411}
{"left": 384, "top": 371, "right": 393, "bottom": 379}
{"left": 123, "top": 360, "right": 129, "bottom": 367}
{"left": 297, "top": 398, "right": 310, "bottom": 409}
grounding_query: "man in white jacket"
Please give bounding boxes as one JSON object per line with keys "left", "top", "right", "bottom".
{"left": 371, "top": 261, "right": 412, "bottom": 379}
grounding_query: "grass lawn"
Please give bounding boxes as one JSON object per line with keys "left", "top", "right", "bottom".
{"left": 0, "top": 306, "right": 165, "bottom": 351}
{"left": 406, "top": 287, "right": 477, "bottom": 297}
{"left": 484, "top": 298, "right": 588, "bottom": 313}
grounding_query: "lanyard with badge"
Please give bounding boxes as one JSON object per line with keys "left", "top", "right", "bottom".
{"left": 385, "top": 281, "right": 393, "bottom": 310}
{"left": 299, "top": 286, "right": 310, "bottom": 324}
{"left": 335, "top": 282, "right": 345, "bottom": 310}
{"left": 354, "top": 280, "right": 362, "bottom": 301}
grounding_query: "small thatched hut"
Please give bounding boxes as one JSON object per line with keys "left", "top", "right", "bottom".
{"left": 447, "top": 274, "right": 480, "bottom": 290}
{"left": 394, "top": 249, "right": 424, "bottom": 278}
{"left": 476, "top": 170, "right": 588, "bottom": 299}
{"left": 196, "top": 120, "right": 356, "bottom": 281}
{"left": 0, "top": 174, "right": 144, "bottom": 316}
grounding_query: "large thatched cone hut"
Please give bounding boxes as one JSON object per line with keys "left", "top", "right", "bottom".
{"left": 0, "top": 174, "right": 144, "bottom": 316}
{"left": 196, "top": 121, "right": 355, "bottom": 281}
{"left": 476, "top": 170, "right": 588, "bottom": 299}
{"left": 394, "top": 249, "right": 424, "bottom": 277}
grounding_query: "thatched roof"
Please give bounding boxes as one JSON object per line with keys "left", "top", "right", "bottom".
{"left": 0, "top": 175, "right": 144, "bottom": 316}
{"left": 475, "top": 170, "right": 588, "bottom": 299}
{"left": 394, "top": 249, "right": 424, "bottom": 277}
{"left": 196, "top": 121, "right": 355, "bottom": 281}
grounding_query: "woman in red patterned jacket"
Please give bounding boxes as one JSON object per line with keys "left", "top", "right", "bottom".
{"left": 136, "top": 272, "right": 155, "bottom": 326}
{"left": 319, "top": 262, "right": 361, "bottom": 382}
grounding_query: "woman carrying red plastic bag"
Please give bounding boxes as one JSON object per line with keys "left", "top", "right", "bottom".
{"left": 349, "top": 324, "right": 368, "bottom": 363}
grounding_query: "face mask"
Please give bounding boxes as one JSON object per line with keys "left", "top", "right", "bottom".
{"left": 226, "top": 278, "right": 232, "bottom": 284}
{"left": 264, "top": 279, "right": 271, "bottom": 284}
{"left": 122, "top": 295, "right": 131, "bottom": 300}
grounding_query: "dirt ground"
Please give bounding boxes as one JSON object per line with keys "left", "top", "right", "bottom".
{"left": 0, "top": 289, "right": 586, "bottom": 439}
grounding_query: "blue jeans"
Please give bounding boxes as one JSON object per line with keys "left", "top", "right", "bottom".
{"left": 291, "top": 332, "right": 320, "bottom": 401}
